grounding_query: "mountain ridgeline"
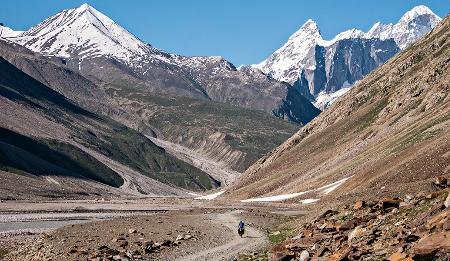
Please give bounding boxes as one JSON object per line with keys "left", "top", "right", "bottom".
{"left": 229, "top": 15, "right": 450, "bottom": 203}
{"left": 0, "top": 44, "right": 219, "bottom": 199}
{"left": 0, "top": 4, "right": 445, "bottom": 199}
{"left": 254, "top": 5, "right": 442, "bottom": 109}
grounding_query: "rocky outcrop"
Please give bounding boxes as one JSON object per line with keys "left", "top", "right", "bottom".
{"left": 269, "top": 180, "right": 450, "bottom": 260}
{"left": 293, "top": 38, "right": 399, "bottom": 105}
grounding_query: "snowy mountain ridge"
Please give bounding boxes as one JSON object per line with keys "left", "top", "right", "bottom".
{"left": 254, "top": 5, "right": 441, "bottom": 85}
{"left": 7, "top": 3, "right": 153, "bottom": 63}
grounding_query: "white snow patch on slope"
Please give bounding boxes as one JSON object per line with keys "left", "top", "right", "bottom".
{"left": 313, "top": 86, "right": 352, "bottom": 110}
{"left": 301, "top": 198, "right": 320, "bottom": 204}
{"left": 195, "top": 190, "right": 226, "bottom": 200}
{"left": 317, "top": 176, "right": 353, "bottom": 195}
{"left": 240, "top": 191, "right": 312, "bottom": 203}
{"left": 241, "top": 176, "right": 353, "bottom": 203}
{"left": 45, "top": 176, "right": 61, "bottom": 185}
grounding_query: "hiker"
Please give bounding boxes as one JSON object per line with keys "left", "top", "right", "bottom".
{"left": 238, "top": 220, "right": 245, "bottom": 237}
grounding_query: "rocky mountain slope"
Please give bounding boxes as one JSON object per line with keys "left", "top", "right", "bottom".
{"left": 0, "top": 52, "right": 220, "bottom": 199}
{"left": 270, "top": 181, "right": 450, "bottom": 260}
{"left": 229, "top": 15, "right": 449, "bottom": 204}
{"left": 3, "top": 3, "right": 319, "bottom": 125}
{"left": 0, "top": 4, "right": 315, "bottom": 175}
{"left": 254, "top": 6, "right": 442, "bottom": 109}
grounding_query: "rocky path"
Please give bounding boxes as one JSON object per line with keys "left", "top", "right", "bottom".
{"left": 178, "top": 211, "right": 267, "bottom": 261}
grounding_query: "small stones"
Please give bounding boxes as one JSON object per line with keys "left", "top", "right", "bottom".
{"left": 143, "top": 240, "right": 155, "bottom": 254}
{"left": 118, "top": 240, "right": 128, "bottom": 248}
{"left": 270, "top": 183, "right": 450, "bottom": 261}
{"left": 434, "top": 176, "right": 448, "bottom": 188}
{"left": 299, "top": 250, "right": 309, "bottom": 261}
{"left": 380, "top": 198, "right": 401, "bottom": 210}
{"left": 353, "top": 200, "right": 365, "bottom": 210}
{"left": 444, "top": 192, "right": 450, "bottom": 208}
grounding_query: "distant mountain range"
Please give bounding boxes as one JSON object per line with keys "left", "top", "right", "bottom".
{"left": 0, "top": 3, "right": 320, "bottom": 125}
{"left": 253, "top": 5, "right": 441, "bottom": 109}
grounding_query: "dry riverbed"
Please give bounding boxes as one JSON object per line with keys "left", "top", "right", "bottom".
{"left": 0, "top": 199, "right": 287, "bottom": 261}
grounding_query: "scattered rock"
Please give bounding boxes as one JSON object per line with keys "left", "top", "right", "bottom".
{"left": 434, "top": 176, "right": 448, "bottom": 188}
{"left": 348, "top": 226, "right": 365, "bottom": 243}
{"left": 271, "top": 231, "right": 281, "bottom": 236}
{"left": 445, "top": 192, "right": 450, "bottom": 208}
{"left": 143, "top": 240, "right": 155, "bottom": 254}
{"left": 128, "top": 229, "right": 137, "bottom": 234}
{"left": 328, "top": 245, "right": 351, "bottom": 261}
{"left": 353, "top": 200, "right": 365, "bottom": 210}
{"left": 412, "top": 232, "right": 450, "bottom": 256}
{"left": 389, "top": 251, "right": 412, "bottom": 261}
{"left": 299, "top": 250, "right": 309, "bottom": 261}
{"left": 119, "top": 240, "right": 128, "bottom": 248}
{"left": 380, "top": 198, "right": 401, "bottom": 210}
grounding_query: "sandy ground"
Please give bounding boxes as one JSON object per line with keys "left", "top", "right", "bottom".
{"left": 0, "top": 199, "right": 288, "bottom": 260}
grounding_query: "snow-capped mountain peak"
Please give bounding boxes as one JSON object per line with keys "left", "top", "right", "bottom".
{"left": 366, "top": 5, "right": 441, "bottom": 49}
{"left": 399, "top": 5, "right": 435, "bottom": 23}
{"left": 253, "top": 18, "right": 323, "bottom": 82}
{"left": 10, "top": 3, "right": 151, "bottom": 62}
{"left": 289, "top": 19, "right": 321, "bottom": 39}
{"left": 253, "top": 5, "right": 441, "bottom": 85}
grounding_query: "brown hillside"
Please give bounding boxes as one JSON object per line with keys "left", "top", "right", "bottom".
{"left": 228, "top": 15, "right": 450, "bottom": 204}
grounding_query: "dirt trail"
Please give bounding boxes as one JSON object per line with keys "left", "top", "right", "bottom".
{"left": 178, "top": 211, "right": 267, "bottom": 261}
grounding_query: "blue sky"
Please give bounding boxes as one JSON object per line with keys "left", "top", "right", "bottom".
{"left": 0, "top": 0, "right": 448, "bottom": 65}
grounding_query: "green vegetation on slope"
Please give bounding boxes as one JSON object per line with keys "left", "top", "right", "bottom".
{"left": 75, "top": 122, "right": 218, "bottom": 190}
{"left": 0, "top": 127, "right": 124, "bottom": 187}
{"left": 0, "top": 57, "right": 216, "bottom": 191}
{"left": 106, "top": 83, "right": 300, "bottom": 172}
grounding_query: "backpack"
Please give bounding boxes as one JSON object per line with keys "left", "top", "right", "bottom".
{"left": 239, "top": 221, "right": 244, "bottom": 230}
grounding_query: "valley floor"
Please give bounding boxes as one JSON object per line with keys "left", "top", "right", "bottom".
{"left": 0, "top": 198, "right": 291, "bottom": 260}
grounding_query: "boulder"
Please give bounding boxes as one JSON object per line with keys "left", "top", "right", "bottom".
{"left": 119, "top": 240, "right": 128, "bottom": 248}
{"left": 299, "top": 250, "right": 309, "bottom": 261}
{"left": 353, "top": 200, "right": 365, "bottom": 210}
{"left": 348, "top": 226, "right": 365, "bottom": 243}
{"left": 380, "top": 198, "right": 401, "bottom": 210}
{"left": 268, "top": 251, "right": 295, "bottom": 261}
{"left": 319, "top": 209, "right": 337, "bottom": 219}
{"left": 412, "top": 232, "right": 450, "bottom": 257}
{"left": 327, "top": 245, "right": 351, "bottom": 261}
{"left": 161, "top": 240, "right": 172, "bottom": 247}
{"left": 285, "top": 237, "right": 319, "bottom": 251}
{"left": 389, "top": 251, "right": 413, "bottom": 261}
{"left": 128, "top": 229, "right": 137, "bottom": 234}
